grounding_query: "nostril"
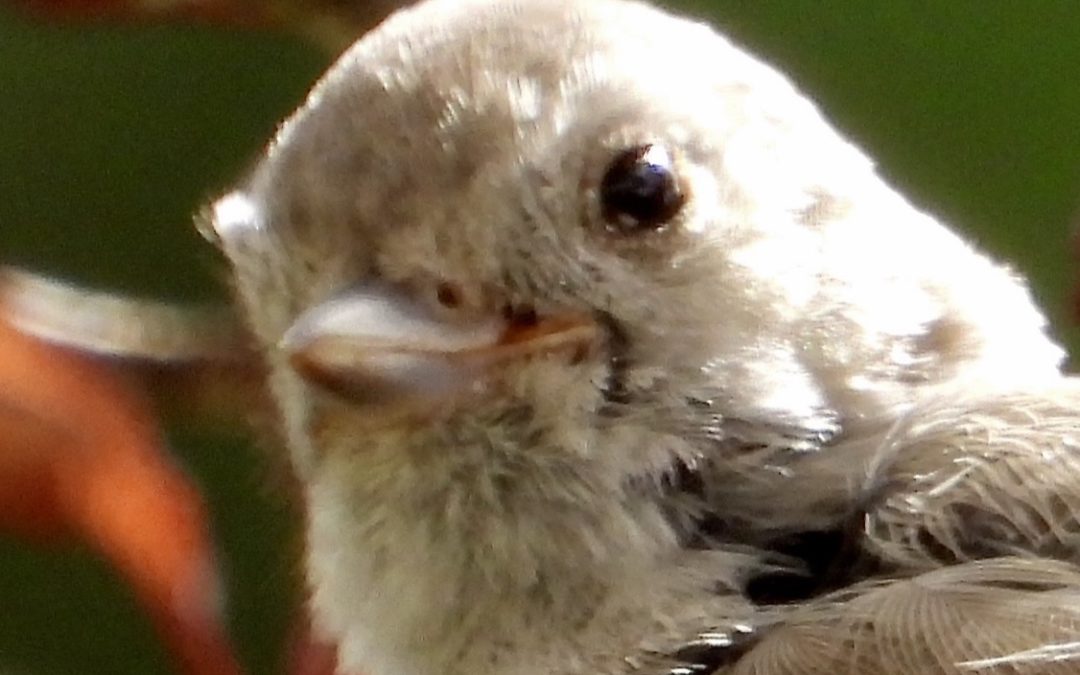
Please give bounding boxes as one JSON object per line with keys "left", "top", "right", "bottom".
{"left": 505, "top": 304, "right": 539, "bottom": 328}
{"left": 435, "top": 282, "right": 462, "bottom": 309}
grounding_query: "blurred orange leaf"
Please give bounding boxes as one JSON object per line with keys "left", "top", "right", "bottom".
{"left": 0, "top": 317, "right": 243, "bottom": 675}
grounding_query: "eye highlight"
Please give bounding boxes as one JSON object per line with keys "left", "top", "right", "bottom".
{"left": 599, "top": 144, "right": 685, "bottom": 233}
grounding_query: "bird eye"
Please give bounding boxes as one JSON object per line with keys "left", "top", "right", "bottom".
{"left": 599, "top": 144, "right": 685, "bottom": 233}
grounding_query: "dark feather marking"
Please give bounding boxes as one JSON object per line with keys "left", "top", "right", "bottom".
{"left": 595, "top": 310, "right": 633, "bottom": 409}
{"left": 633, "top": 450, "right": 874, "bottom": 604}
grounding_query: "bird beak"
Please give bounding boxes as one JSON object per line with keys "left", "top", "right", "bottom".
{"left": 279, "top": 285, "right": 599, "bottom": 407}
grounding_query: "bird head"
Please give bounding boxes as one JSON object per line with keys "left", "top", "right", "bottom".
{"left": 199, "top": 0, "right": 1063, "bottom": 671}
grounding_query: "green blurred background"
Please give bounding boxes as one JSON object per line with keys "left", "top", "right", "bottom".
{"left": 0, "top": 2, "right": 1078, "bottom": 673}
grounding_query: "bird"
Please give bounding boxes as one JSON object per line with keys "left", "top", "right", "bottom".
{"left": 185, "top": 0, "right": 1080, "bottom": 673}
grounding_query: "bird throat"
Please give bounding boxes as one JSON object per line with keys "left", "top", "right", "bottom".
{"left": 300, "top": 410, "right": 690, "bottom": 674}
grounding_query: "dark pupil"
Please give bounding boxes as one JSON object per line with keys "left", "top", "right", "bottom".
{"left": 600, "top": 144, "right": 684, "bottom": 232}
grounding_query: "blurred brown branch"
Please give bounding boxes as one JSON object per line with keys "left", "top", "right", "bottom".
{"left": 0, "top": 268, "right": 342, "bottom": 673}
{"left": 5, "top": 0, "right": 412, "bottom": 52}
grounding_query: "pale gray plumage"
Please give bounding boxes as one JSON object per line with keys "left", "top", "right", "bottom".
{"left": 865, "top": 381, "right": 1080, "bottom": 569}
{"left": 730, "top": 558, "right": 1080, "bottom": 675}
{"left": 726, "top": 383, "right": 1080, "bottom": 674}
{"left": 194, "top": 0, "right": 1080, "bottom": 674}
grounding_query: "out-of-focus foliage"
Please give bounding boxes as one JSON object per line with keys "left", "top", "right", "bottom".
{"left": 0, "top": 319, "right": 244, "bottom": 675}
{"left": 0, "top": 1, "right": 1076, "bottom": 673}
